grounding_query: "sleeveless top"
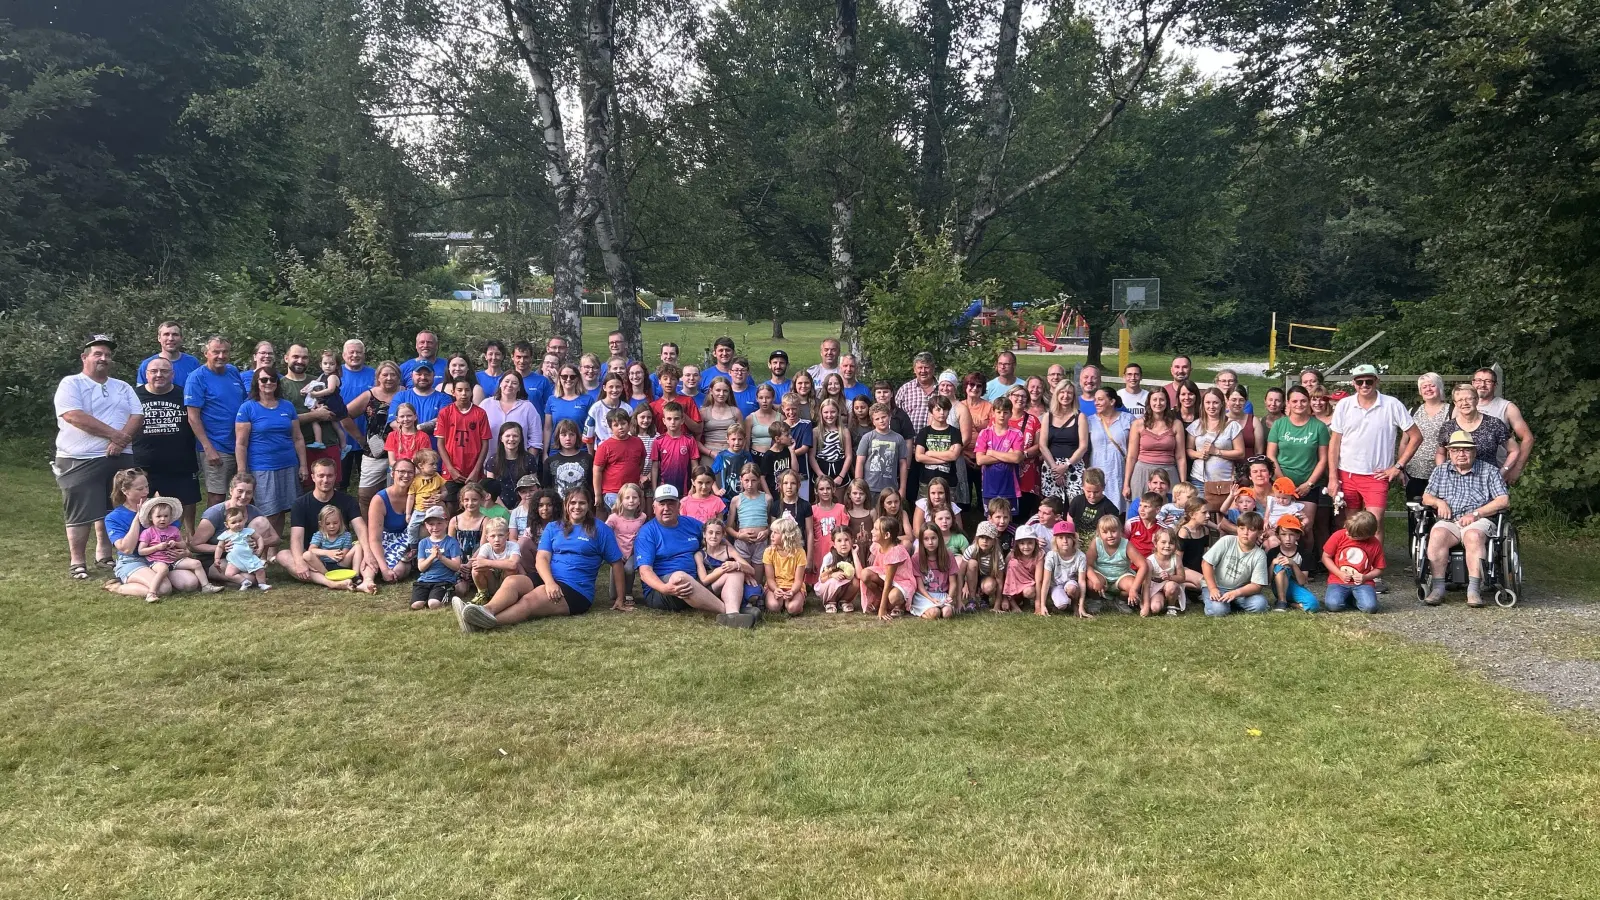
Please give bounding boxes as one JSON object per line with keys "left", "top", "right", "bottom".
{"left": 747, "top": 415, "right": 775, "bottom": 451}
{"left": 454, "top": 521, "right": 482, "bottom": 558}
{"left": 815, "top": 427, "right": 847, "bottom": 479}
{"left": 701, "top": 405, "right": 741, "bottom": 450}
{"left": 736, "top": 494, "right": 770, "bottom": 528}
{"left": 1179, "top": 531, "right": 1207, "bottom": 572}
{"left": 1045, "top": 411, "right": 1081, "bottom": 461}
{"left": 1094, "top": 537, "right": 1132, "bottom": 580}
{"left": 377, "top": 490, "right": 407, "bottom": 534}
{"left": 364, "top": 393, "right": 394, "bottom": 458}
{"left": 1148, "top": 552, "right": 1179, "bottom": 583}
{"left": 1235, "top": 414, "right": 1258, "bottom": 457}
{"left": 1136, "top": 424, "right": 1178, "bottom": 464}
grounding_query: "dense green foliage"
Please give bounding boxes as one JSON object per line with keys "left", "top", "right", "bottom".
{"left": 860, "top": 230, "right": 1013, "bottom": 378}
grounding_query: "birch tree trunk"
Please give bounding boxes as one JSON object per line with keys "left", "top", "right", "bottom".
{"left": 580, "top": 0, "right": 643, "bottom": 363}
{"left": 504, "top": 0, "right": 584, "bottom": 350}
{"left": 831, "top": 0, "right": 865, "bottom": 359}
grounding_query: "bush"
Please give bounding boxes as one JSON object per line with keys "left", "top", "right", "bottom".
{"left": 861, "top": 231, "right": 1013, "bottom": 380}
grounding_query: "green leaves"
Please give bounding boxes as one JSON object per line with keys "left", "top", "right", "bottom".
{"left": 860, "top": 228, "right": 1011, "bottom": 380}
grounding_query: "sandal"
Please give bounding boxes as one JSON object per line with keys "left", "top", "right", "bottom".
{"left": 824, "top": 602, "right": 838, "bottom": 614}
{"left": 95, "top": 557, "right": 115, "bottom": 570}
{"left": 70, "top": 564, "right": 90, "bottom": 580}
{"left": 841, "top": 602, "right": 855, "bottom": 613}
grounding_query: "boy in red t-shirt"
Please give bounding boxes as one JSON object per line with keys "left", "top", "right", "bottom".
{"left": 649, "top": 401, "right": 700, "bottom": 496}
{"left": 592, "top": 406, "right": 645, "bottom": 513}
{"left": 650, "top": 363, "right": 703, "bottom": 437}
{"left": 1321, "top": 509, "right": 1385, "bottom": 613}
{"left": 1125, "top": 490, "right": 1162, "bottom": 557}
{"left": 434, "top": 376, "right": 492, "bottom": 512}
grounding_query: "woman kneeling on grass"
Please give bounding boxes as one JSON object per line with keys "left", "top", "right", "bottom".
{"left": 103, "top": 469, "right": 205, "bottom": 600}
{"left": 455, "top": 489, "right": 624, "bottom": 632}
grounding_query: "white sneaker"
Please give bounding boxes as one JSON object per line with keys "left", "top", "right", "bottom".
{"left": 257, "top": 582, "right": 272, "bottom": 592}
{"left": 239, "top": 580, "right": 253, "bottom": 591}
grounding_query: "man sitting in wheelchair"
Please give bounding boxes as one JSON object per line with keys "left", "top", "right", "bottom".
{"left": 1419, "top": 430, "right": 1510, "bottom": 607}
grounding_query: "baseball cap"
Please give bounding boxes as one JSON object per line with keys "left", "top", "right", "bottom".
{"left": 1052, "top": 520, "right": 1075, "bottom": 535}
{"left": 653, "top": 484, "right": 680, "bottom": 501}
{"left": 516, "top": 474, "right": 540, "bottom": 490}
{"left": 976, "top": 522, "right": 999, "bottom": 539}
{"left": 422, "top": 505, "right": 447, "bottom": 522}
{"left": 1015, "top": 525, "right": 1042, "bottom": 543}
{"left": 1275, "top": 515, "right": 1303, "bottom": 532}
{"left": 82, "top": 333, "right": 116, "bottom": 351}
{"left": 1349, "top": 364, "right": 1379, "bottom": 378}
{"left": 1329, "top": 389, "right": 1351, "bottom": 402}
{"left": 769, "top": 350, "right": 788, "bottom": 361}
{"left": 1273, "top": 476, "right": 1297, "bottom": 494}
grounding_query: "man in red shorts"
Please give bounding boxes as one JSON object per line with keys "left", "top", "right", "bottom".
{"left": 1327, "top": 364, "right": 1422, "bottom": 569}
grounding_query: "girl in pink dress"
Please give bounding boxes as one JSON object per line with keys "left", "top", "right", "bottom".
{"left": 862, "top": 515, "right": 915, "bottom": 619}
{"left": 807, "top": 477, "right": 850, "bottom": 586}
{"left": 999, "top": 524, "right": 1043, "bottom": 612}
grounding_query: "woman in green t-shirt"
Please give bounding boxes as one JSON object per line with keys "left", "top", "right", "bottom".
{"left": 1267, "top": 386, "right": 1331, "bottom": 567}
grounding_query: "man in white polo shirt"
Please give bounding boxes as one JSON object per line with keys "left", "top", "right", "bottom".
{"left": 1327, "top": 364, "right": 1422, "bottom": 549}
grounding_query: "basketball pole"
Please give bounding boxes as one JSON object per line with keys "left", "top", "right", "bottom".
{"left": 1268, "top": 311, "right": 1277, "bottom": 369}
{"left": 1118, "top": 322, "right": 1130, "bottom": 375}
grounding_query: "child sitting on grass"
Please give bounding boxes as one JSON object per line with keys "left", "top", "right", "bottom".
{"left": 697, "top": 518, "right": 761, "bottom": 615}
{"left": 998, "top": 524, "right": 1043, "bottom": 613}
{"left": 963, "top": 521, "right": 1005, "bottom": 612}
{"left": 1037, "top": 520, "right": 1087, "bottom": 618}
{"left": 307, "top": 503, "right": 362, "bottom": 592}
{"left": 214, "top": 506, "right": 271, "bottom": 591}
{"left": 762, "top": 517, "right": 809, "bottom": 616}
{"left": 1270, "top": 515, "right": 1317, "bottom": 612}
{"left": 1144, "top": 527, "right": 1195, "bottom": 616}
{"left": 468, "top": 517, "right": 520, "bottom": 605}
{"left": 138, "top": 497, "right": 221, "bottom": 601}
{"left": 1085, "top": 515, "right": 1149, "bottom": 616}
{"left": 910, "top": 525, "right": 960, "bottom": 619}
{"left": 863, "top": 515, "right": 914, "bottom": 620}
{"left": 412, "top": 506, "right": 463, "bottom": 610}
{"left": 1069, "top": 468, "right": 1121, "bottom": 551}
{"left": 815, "top": 527, "right": 861, "bottom": 614}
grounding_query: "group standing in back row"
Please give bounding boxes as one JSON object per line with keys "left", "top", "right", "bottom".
{"left": 55, "top": 326, "right": 1529, "bottom": 625}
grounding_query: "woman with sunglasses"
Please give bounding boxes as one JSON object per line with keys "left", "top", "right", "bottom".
{"left": 544, "top": 364, "right": 591, "bottom": 445}
{"left": 234, "top": 367, "right": 309, "bottom": 535}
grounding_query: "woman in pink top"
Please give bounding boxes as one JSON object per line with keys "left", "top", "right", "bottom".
{"left": 1125, "top": 388, "right": 1187, "bottom": 499}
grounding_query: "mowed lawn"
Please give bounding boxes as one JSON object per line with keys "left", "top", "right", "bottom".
{"left": 4, "top": 453, "right": 1600, "bottom": 897}
{"left": 438, "top": 311, "right": 1280, "bottom": 396}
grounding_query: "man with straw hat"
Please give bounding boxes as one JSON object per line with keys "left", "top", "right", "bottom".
{"left": 1421, "top": 430, "right": 1510, "bottom": 607}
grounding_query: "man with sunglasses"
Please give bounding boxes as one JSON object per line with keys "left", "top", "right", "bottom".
{"left": 1328, "top": 364, "right": 1422, "bottom": 555}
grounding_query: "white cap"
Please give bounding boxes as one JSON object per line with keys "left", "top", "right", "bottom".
{"left": 653, "top": 484, "right": 680, "bottom": 502}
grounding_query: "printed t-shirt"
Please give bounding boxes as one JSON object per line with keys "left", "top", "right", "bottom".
{"left": 650, "top": 432, "right": 700, "bottom": 493}
{"left": 416, "top": 535, "right": 463, "bottom": 583}
{"left": 856, "top": 429, "right": 908, "bottom": 494}
{"left": 1322, "top": 532, "right": 1386, "bottom": 585}
{"left": 915, "top": 425, "right": 960, "bottom": 486}
{"left": 1267, "top": 417, "right": 1330, "bottom": 486}
{"left": 435, "top": 403, "right": 492, "bottom": 476}
{"left": 975, "top": 426, "right": 1024, "bottom": 498}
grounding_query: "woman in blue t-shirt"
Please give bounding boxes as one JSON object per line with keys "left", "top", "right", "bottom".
{"left": 234, "top": 368, "right": 308, "bottom": 530}
{"left": 544, "top": 363, "right": 592, "bottom": 443}
{"left": 454, "top": 489, "right": 624, "bottom": 632}
{"left": 102, "top": 468, "right": 203, "bottom": 599}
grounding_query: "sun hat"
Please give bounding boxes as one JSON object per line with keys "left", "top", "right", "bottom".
{"left": 976, "top": 522, "right": 999, "bottom": 539}
{"left": 1275, "top": 515, "right": 1303, "bottom": 532}
{"left": 654, "top": 484, "right": 681, "bottom": 501}
{"left": 938, "top": 370, "right": 959, "bottom": 385}
{"left": 1446, "top": 430, "right": 1477, "bottom": 450}
{"left": 1349, "top": 364, "right": 1379, "bottom": 378}
{"left": 422, "top": 505, "right": 447, "bottom": 523}
{"left": 137, "top": 496, "right": 183, "bottom": 528}
{"left": 1052, "top": 520, "right": 1075, "bottom": 535}
{"left": 1273, "top": 477, "right": 1297, "bottom": 494}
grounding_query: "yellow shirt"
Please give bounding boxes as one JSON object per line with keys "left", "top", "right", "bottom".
{"left": 762, "top": 546, "right": 808, "bottom": 591}
{"left": 409, "top": 472, "right": 445, "bottom": 506}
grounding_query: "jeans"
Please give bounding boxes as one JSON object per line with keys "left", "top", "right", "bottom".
{"left": 1202, "top": 585, "right": 1269, "bottom": 616}
{"left": 1324, "top": 582, "right": 1379, "bottom": 613}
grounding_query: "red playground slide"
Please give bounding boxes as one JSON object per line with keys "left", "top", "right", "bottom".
{"left": 1033, "top": 326, "right": 1060, "bottom": 352}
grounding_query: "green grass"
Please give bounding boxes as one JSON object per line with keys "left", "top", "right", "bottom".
{"left": 6, "top": 454, "right": 1600, "bottom": 897}
{"left": 433, "top": 310, "right": 1277, "bottom": 395}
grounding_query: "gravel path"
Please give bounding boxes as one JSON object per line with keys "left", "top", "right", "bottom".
{"left": 1346, "top": 554, "right": 1600, "bottom": 715}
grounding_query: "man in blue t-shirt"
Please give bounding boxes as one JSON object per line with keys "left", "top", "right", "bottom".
{"left": 512, "top": 341, "right": 552, "bottom": 414}
{"left": 763, "top": 350, "right": 792, "bottom": 401}
{"left": 398, "top": 330, "right": 443, "bottom": 386}
{"left": 338, "top": 338, "right": 377, "bottom": 487}
{"left": 635, "top": 485, "right": 756, "bottom": 627}
{"left": 839, "top": 355, "right": 872, "bottom": 403}
{"left": 184, "top": 336, "right": 247, "bottom": 507}
{"left": 388, "top": 365, "right": 450, "bottom": 430}
{"left": 728, "top": 358, "right": 760, "bottom": 416}
{"left": 137, "top": 321, "right": 201, "bottom": 387}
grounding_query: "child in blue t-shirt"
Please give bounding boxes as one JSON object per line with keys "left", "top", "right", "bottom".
{"left": 413, "top": 507, "right": 463, "bottom": 610}
{"left": 714, "top": 424, "right": 755, "bottom": 498}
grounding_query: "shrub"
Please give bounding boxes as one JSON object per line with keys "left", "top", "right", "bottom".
{"left": 861, "top": 231, "right": 1013, "bottom": 380}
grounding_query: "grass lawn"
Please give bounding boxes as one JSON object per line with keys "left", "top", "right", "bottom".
{"left": 6, "top": 451, "right": 1599, "bottom": 896}
{"left": 433, "top": 310, "right": 1280, "bottom": 396}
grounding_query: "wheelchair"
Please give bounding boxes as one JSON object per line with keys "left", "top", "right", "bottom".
{"left": 1406, "top": 503, "right": 1524, "bottom": 607}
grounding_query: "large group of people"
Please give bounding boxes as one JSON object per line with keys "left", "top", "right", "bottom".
{"left": 55, "top": 323, "right": 1530, "bottom": 625}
